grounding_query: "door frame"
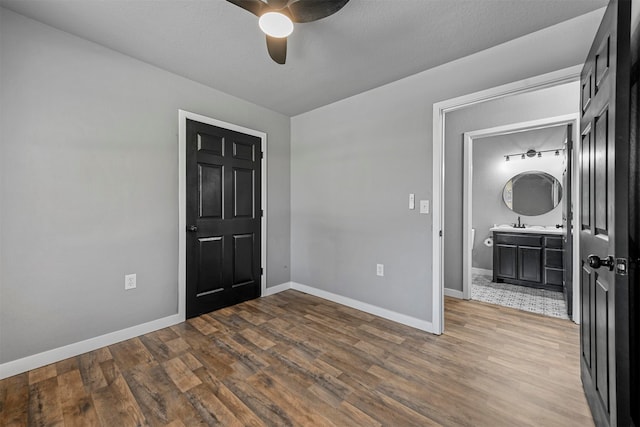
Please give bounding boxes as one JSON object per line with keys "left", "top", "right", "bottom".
{"left": 431, "top": 65, "right": 582, "bottom": 334}
{"left": 460, "top": 115, "right": 580, "bottom": 322}
{"left": 177, "top": 110, "right": 267, "bottom": 322}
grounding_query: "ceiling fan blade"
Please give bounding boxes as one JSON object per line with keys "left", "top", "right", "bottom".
{"left": 265, "top": 0, "right": 291, "bottom": 10}
{"left": 226, "top": 0, "right": 267, "bottom": 17}
{"left": 266, "top": 35, "right": 287, "bottom": 64}
{"left": 287, "top": 0, "right": 349, "bottom": 23}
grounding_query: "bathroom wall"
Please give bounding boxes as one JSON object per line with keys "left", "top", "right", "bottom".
{"left": 472, "top": 126, "right": 566, "bottom": 270}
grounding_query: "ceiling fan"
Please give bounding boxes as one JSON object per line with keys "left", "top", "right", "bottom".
{"left": 226, "top": 0, "right": 350, "bottom": 64}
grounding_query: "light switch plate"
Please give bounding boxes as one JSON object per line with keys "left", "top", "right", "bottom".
{"left": 409, "top": 194, "right": 415, "bottom": 210}
{"left": 376, "top": 264, "right": 384, "bottom": 277}
{"left": 420, "top": 200, "right": 429, "bottom": 214}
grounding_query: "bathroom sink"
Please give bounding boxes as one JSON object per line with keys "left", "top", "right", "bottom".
{"left": 489, "top": 225, "right": 563, "bottom": 235}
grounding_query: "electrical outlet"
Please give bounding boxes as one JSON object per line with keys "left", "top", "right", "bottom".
{"left": 125, "top": 273, "right": 136, "bottom": 290}
{"left": 376, "top": 264, "right": 384, "bottom": 277}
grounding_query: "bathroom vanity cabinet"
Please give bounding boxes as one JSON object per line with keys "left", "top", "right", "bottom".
{"left": 492, "top": 230, "right": 564, "bottom": 291}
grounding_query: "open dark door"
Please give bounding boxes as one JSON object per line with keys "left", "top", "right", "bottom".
{"left": 629, "top": 1, "right": 640, "bottom": 424}
{"left": 563, "top": 123, "right": 573, "bottom": 318}
{"left": 579, "top": 1, "right": 633, "bottom": 426}
{"left": 185, "top": 119, "right": 262, "bottom": 319}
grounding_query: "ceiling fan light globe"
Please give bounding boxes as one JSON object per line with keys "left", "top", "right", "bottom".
{"left": 259, "top": 12, "right": 293, "bottom": 38}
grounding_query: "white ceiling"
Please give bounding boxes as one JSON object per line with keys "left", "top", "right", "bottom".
{"left": 1, "top": 0, "right": 607, "bottom": 116}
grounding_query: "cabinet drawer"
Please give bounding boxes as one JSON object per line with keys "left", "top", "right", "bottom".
{"left": 545, "top": 249, "right": 564, "bottom": 268}
{"left": 545, "top": 236, "right": 563, "bottom": 249}
{"left": 545, "top": 268, "right": 563, "bottom": 286}
{"left": 494, "top": 233, "right": 542, "bottom": 247}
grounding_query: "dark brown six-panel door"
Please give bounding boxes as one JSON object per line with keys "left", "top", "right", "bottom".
{"left": 579, "top": 1, "right": 632, "bottom": 426}
{"left": 186, "top": 119, "right": 262, "bottom": 319}
{"left": 630, "top": 1, "right": 640, "bottom": 422}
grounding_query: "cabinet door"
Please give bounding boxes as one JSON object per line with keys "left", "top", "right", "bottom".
{"left": 518, "top": 246, "right": 542, "bottom": 283}
{"left": 496, "top": 244, "right": 517, "bottom": 279}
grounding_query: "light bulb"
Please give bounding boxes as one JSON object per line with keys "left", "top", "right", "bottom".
{"left": 259, "top": 12, "right": 294, "bottom": 38}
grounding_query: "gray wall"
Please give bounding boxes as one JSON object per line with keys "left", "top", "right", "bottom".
{"left": 0, "top": 9, "right": 290, "bottom": 363}
{"left": 472, "top": 127, "right": 566, "bottom": 270}
{"left": 291, "top": 10, "right": 603, "bottom": 321}
{"left": 444, "top": 83, "right": 578, "bottom": 292}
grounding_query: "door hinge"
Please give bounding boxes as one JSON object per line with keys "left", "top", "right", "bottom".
{"left": 439, "top": 230, "right": 443, "bottom": 237}
{"left": 260, "top": 209, "right": 264, "bottom": 217}
{"left": 260, "top": 267, "right": 264, "bottom": 275}
{"left": 615, "top": 258, "right": 628, "bottom": 276}
{"left": 260, "top": 151, "right": 264, "bottom": 159}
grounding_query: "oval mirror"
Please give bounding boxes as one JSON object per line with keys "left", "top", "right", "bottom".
{"left": 503, "top": 171, "right": 562, "bottom": 216}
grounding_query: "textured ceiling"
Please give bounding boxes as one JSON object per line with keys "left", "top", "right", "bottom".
{"left": 0, "top": 0, "right": 607, "bottom": 116}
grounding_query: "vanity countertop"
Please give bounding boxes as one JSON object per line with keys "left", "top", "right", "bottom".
{"left": 489, "top": 225, "right": 564, "bottom": 235}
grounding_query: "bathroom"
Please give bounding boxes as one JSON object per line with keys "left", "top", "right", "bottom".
{"left": 469, "top": 124, "right": 572, "bottom": 319}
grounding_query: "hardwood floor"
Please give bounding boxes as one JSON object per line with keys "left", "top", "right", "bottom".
{"left": 0, "top": 291, "right": 593, "bottom": 426}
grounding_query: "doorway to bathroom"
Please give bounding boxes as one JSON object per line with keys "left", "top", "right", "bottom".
{"left": 461, "top": 117, "right": 578, "bottom": 320}
{"left": 432, "top": 70, "right": 584, "bottom": 333}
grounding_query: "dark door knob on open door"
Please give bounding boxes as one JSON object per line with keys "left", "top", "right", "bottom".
{"left": 187, "top": 225, "right": 198, "bottom": 232}
{"left": 587, "top": 254, "right": 614, "bottom": 270}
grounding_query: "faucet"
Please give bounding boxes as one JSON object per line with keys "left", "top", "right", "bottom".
{"left": 514, "top": 216, "right": 525, "bottom": 228}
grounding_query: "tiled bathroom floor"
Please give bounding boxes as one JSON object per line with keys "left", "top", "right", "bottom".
{"left": 471, "top": 271, "right": 569, "bottom": 319}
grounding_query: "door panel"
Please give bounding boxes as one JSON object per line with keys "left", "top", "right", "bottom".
{"left": 582, "top": 265, "right": 592, "bottom": 370}
{"left": 595, "top": 275, "right": 611, "bottom": 412}
{"left": 198, "top": 132, "right": 224, "bottom": 155}
{"left": 581, "top": 128, "right": 592, "bottom": 229}
{"left": 233, "top": 233, "right": 255, "bottom": 286}
{"left": 580, "top": 1, "right": 632, "bottom": 426}
{"left": 233, "top": 140, "right": 255, "bottom": 161}
{"left": 197, "top": 237, "right": 224, "bottom": 295}
{"left": 199, "top": 164, "right": 223, "bottom": 218}
{"left": 594, "top": 110, "right": 609, "bottom": 235}
{"left": 233, "top": 168, "right": 254, "bottom": 218}
{"left": 595, "top": 36, "right": 610, "bottom": 89}
{"left": 583, "top": 71, "right": 593, "bottom": 113}
{"left": 186, "top": 119, "right": 262, "bottom": 318}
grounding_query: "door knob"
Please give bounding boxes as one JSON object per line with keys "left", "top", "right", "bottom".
{"left": 587, "top": 254, "right": 614, "bottom": 271}
{"left": 187, "top": 225, "right": 198, "bottom": 232}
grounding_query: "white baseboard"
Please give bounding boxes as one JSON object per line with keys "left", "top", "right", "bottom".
{"left": 290, "top": 282, "right": 435, "bottom": 333}
{"left": 444, "top": 288, "right": 465, "bottom": 299}
{"left": 0, "top": 313, "right": 182, "bottom": 380}
{"left": 472, "top": 267, "right": 493, "bottom": 276}
{"left": 0, "top": 280, "right": 293, "bottom": 379}
{"left": 262, "top": 282, "right": 292, "bottom": 296}
{"left": 1, "top": 280, "right": 435, "bottom": 379}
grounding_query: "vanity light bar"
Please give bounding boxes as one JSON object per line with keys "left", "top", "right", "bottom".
{"left": 503, "top": 147, "right": 564, "bottom": 161}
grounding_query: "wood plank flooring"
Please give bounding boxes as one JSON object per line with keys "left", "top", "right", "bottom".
{"left": 0, "top": 291, "right": 594, "bottom": 426}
